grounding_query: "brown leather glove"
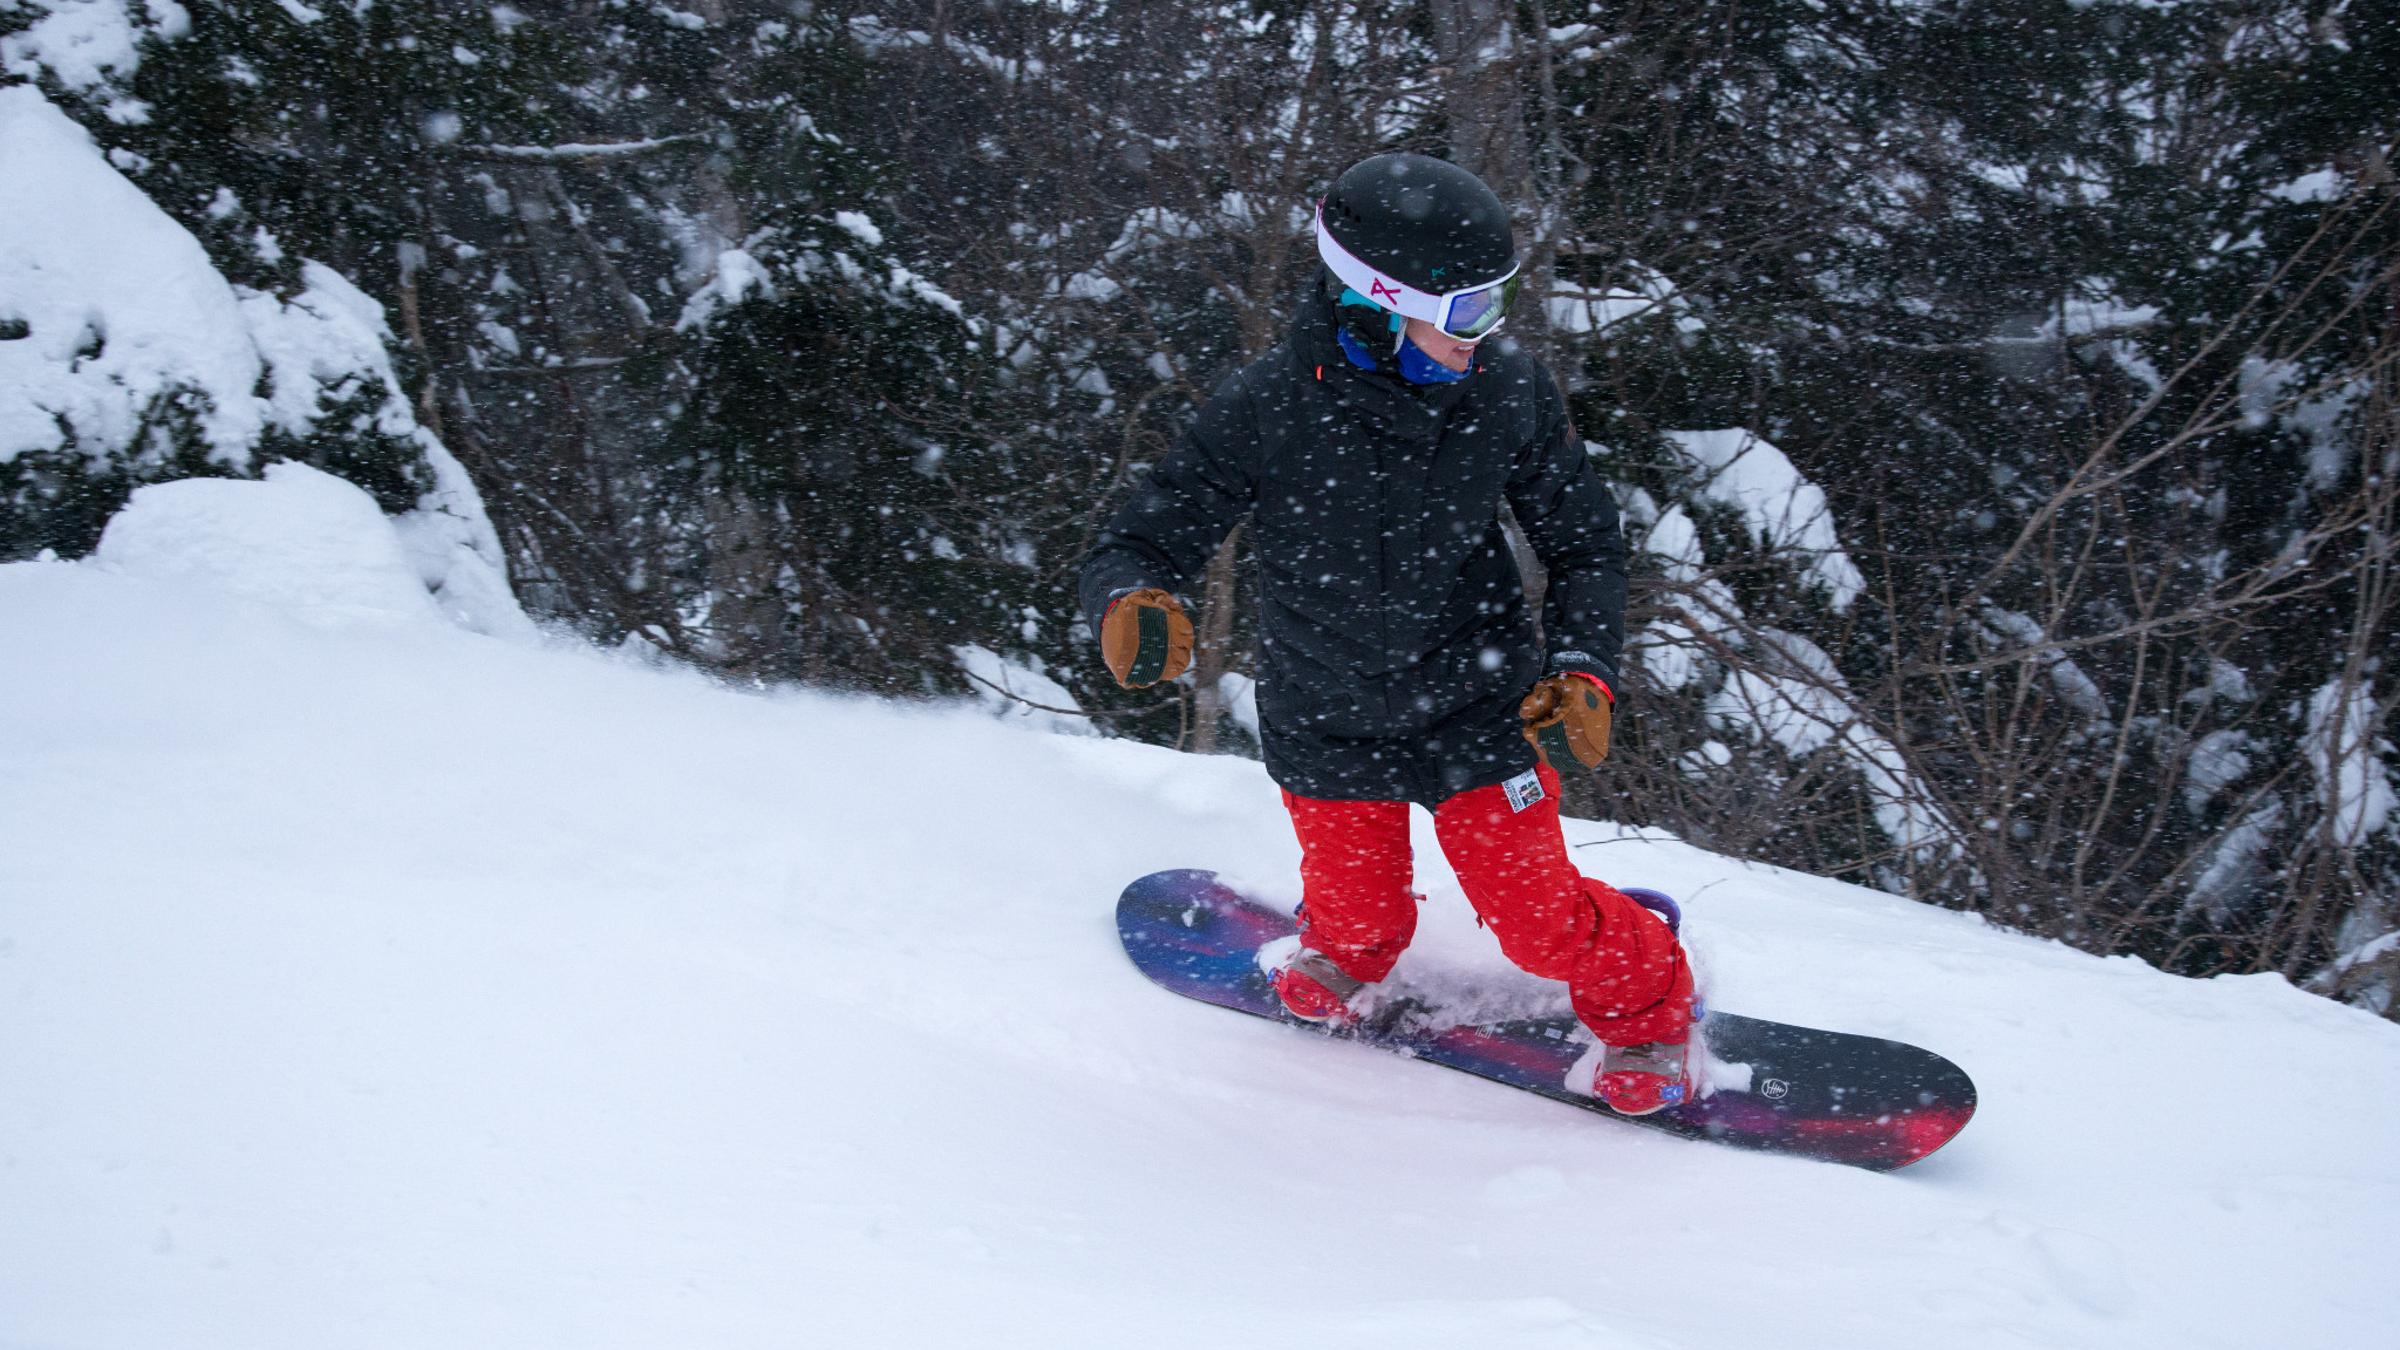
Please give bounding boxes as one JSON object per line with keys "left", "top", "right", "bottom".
{"left": 1100, "top": 588, "right": 1194, "bottom": 689}
{"left": 1520, "top": 673, "right": 1614, "bottom": 770}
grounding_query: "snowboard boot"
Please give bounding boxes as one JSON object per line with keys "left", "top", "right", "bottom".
{"left": 1271, "top": 948, "right": 1368, "bottom": 1028}
{"left": 1594, "top": 1038, "right": 1694, "bottom": 1115}
{"left": 1592, "top": 886, "right": 1696, "bottom": 1116}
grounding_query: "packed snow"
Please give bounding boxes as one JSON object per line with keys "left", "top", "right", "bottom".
{"left": 0, "top": 84, "right": 454, "bottom": 468}
{"left": 1543, "top": 264, "right": 1698, "bottom": 337}
{"left": 1664, "top": 429, "right": 1866, "bottom": 611}
{"left": 2305, "top": 674, "right": 2397, "bottom": 849}
{"left": 0, "top": 0, "right": 176, "bottom": 94}
{"left": 0, "top": 84, "right": 270, "bottom": 464}
{"left": 3, "top": 474, "right": 2398, "bottom": 1349}
{"left": 1705, "top": 628, "right": 1961, "bottom": 860}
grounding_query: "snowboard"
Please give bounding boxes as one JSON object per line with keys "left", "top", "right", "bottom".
{"left": 1117, "top": 868, "right": 1975, "bottom": 1172}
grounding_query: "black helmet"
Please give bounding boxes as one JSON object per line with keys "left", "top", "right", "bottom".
{"left": 1315, "top": 153, "right": 1521, "bottom": 343}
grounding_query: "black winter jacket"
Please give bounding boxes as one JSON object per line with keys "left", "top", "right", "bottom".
{"left": 1080, "top": 298, "right": 1629, "bottom": 804}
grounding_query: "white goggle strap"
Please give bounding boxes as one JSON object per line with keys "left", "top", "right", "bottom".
{"left": 1313, "top": 201, "right": 1519, "bottom": 338}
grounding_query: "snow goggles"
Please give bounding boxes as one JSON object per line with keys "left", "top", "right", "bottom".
{"left": 1314, "top": 202, "right": 1524, "bottom": 342}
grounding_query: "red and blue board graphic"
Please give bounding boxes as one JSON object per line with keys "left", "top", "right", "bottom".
{"left": 1117, "top": 868, "right": 1976, "bottom": 1172}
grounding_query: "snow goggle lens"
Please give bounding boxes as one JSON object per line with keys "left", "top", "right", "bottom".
{"left": 1441, "top": 274, "right": 1523, "bottom": 341}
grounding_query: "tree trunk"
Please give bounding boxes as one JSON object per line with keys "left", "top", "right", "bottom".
{"left": 1190, "top": 525, "right": 1245, "bottom": 753}
{"left": 1427, "top": 0, "right": 1529, "bottom": 193}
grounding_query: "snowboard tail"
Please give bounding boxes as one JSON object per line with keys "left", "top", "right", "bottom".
{"left": 1117, "top": 868, "right": 1975, "bottom": 1172}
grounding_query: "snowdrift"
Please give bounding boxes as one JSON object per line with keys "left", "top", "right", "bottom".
{"left": 2, "top": 475, "right": 2395, "bottom": 1349}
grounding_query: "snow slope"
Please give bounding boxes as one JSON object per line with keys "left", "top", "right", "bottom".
{"left": 4, "top": 477, "right": 2398, "bottom": 1350}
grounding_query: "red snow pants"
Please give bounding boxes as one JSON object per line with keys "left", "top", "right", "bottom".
{"left": 1281, "top": 762, "right": 1693, "bottom": 1047}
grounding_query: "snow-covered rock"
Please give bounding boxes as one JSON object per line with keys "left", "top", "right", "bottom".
{"left": 91, "top": 462, "right": 532, "bottom": 638}
{"left": 93, "top": 463, "right": 440, "bottom": 625}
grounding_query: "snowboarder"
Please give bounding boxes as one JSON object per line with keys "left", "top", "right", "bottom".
{"left": 1078, "top": 153, "right": 1698, "bottom": 1115}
